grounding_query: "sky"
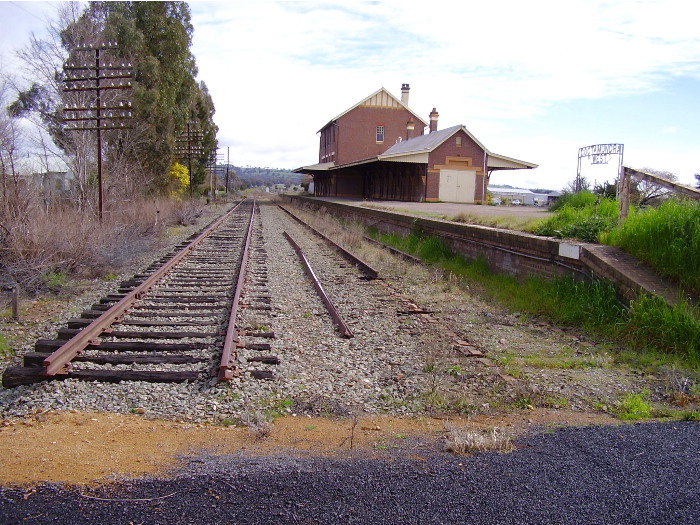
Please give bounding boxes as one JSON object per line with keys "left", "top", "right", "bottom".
{"left": 1, "top": 0, "right": 699, "bottom": 191}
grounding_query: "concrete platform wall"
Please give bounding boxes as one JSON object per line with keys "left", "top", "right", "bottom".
{"left": 287, "top": 196, "right": 680, "bottom": 305}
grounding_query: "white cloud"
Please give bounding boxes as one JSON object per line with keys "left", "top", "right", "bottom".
{"left": 189, "top": 0, "right": 700, "bottom": 177}
{"left": 4, "top": 0, "right": 698, "bottom": 185}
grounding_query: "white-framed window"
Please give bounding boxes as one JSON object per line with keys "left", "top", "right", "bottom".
{"left": 376, "top": 125, "right": 384, "bottom": 143}
{"left": 456, "top": 136, "right": 462, "bottom": 147}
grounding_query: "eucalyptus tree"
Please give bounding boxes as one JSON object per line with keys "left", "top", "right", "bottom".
{"left": 89, "top": 0, "right": 218, "bottom": 192}
{"left": 12, "top": 1, "right": 218, "bottom": 201}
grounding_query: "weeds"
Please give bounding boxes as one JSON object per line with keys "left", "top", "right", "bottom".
{"left": 626, "top": 296, "right": 700, "bottom": 365}
{"left": 41, "top": 271, "right": 68, "bottom": 292}
{"left": 242, "top": 410, "right": 272, "bottom": 439}
{"left": 535, "top": 195, "right": 618, "bottom": 242}
{"left": 680, "top": 411, "right": 700, "bottom": 421}
{"left": 536, "top": 194, "right": 700, "bottom": 297}
{"left": 373, "top": 229, "right": 700, "bottom": 369}
{"left": 423, "top": 391, "right": 478, "bottom": 415}
{"left": 617, "top": 391, "right": 652, "bottom": 421}
{"left": 261, "top": 397, "right": 294, "bottom": 419}
{"left": 444, "top": 425, "right": 514, "bottom": 455}
{"left": 445, "top": 364, "right": 465, "bottom": 376}
{"left": 0, "top": 333, "right": 11, "bottom": 358}
{"left": 0, "top": 197, "right": 204, "bottom": 294}
{"left": 449, "top": 211, "right": 544, "bottom": 232}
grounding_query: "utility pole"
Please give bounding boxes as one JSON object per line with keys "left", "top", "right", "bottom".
{"left": 174, "top": 121, "right": 204, "bottom": 198}
{"left": 225, "top": 146, "right": 230, "bottom": 197}
{"left": 63, "top": 42, "right": 132, "bottom": 220}
{"left": 207, "top": 149, "right": 225, "bottom": 203}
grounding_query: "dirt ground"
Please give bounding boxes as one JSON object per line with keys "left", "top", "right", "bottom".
{"left": 0, "top": 409, "right": 617, "bottom": 486}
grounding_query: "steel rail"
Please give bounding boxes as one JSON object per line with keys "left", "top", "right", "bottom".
{"left": 278, "top": 205, "right": 378, "bottom": 280}
{"left": 283, "top": 231, "right": 354, "bottom": 339}
{"left": 41, "top": 200, "right": 247, "bottom": 377}
{"left": 361, "top": 235, "right": 422, "bottom": 264}
{"left": 218, "top": 200, "right": 256, "bottom": 380}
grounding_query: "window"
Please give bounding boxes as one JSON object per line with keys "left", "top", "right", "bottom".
{"left": 376, "top": 125, "right": 384, "bottom": 143}
{"left": 456, "top": 136, "right": 462, "bottom": 147}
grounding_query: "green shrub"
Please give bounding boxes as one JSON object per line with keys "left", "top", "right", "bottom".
{"left": 550, "top": 190, "right": 599, "bottom": 212}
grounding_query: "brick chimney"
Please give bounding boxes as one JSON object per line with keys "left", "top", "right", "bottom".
{"left": 406, "top": 117, "right": 415, "bottom": 139}
{"left": 401, "top": 83, "right": 410, "bottom": 106}
{"left": 429, "top": 107, "right": 439, "bottom": 133}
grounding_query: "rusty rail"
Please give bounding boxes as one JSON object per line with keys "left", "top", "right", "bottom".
{"left": 218, "top": 200, "right": 256, "bottom": 380}
{"left": 278, "top": 205, "right": 378, "bottom": 279}
{"left": 283, "top": 231, "right": 354, "bottom": 338}
{"left": 42, "top": 200, "right": 247, "bottom": 377}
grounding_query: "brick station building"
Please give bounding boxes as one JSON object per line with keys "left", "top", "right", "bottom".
{"left": 295, "top": 84, "right": 538, "bottom": 203}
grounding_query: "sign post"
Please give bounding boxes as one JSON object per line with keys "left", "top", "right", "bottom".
{"left": 576, "top": 143, "right": 624, "bottom": 192}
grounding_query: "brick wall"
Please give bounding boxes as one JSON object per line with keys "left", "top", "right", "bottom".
{"left": 335, "top": 106, "right": 424, "bottom": 166}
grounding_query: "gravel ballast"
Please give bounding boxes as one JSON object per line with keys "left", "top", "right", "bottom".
{"left": 0, "top": 201, "right": 431, "bottom": 421}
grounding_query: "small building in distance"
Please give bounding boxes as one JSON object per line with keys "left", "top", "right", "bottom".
{"left": 295, "top": 84, "right": 537, "bottom": 203}
{"left": 488, "top": 187, "right": 560, "bottom": 207}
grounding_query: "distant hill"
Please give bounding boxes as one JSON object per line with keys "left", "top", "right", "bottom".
{"left": 233, "top": 166, "right": 302, "bottom": 187}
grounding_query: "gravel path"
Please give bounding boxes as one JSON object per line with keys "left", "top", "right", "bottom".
{"left": 1, "top": 421, "right": 697, "bottom": 524}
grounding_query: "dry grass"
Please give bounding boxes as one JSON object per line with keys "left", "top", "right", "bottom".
{"left": 242, "top": 410, "right": 273, "bottom": 440}
{"left": 0, "top": 195, "right": 203, "bottom": 293}
{"left": 449, "top": 211, "right": 543, "bottom": 232}
{"left": 444, "top": 425, "right": 515, "bottom": 455}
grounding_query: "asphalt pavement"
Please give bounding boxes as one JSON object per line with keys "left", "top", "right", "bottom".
{"left": 1, "top": 421, "right": 698, "bottom": 524}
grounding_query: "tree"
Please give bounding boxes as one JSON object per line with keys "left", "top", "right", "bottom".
{"left": 632, "top": 167, "right": 677, "bottom": 206}
{"left": 169, "top": 161, "right": 189, "bottom": 197}
{"left": 95, "top": 1, "right": 218, "bottom": 192}
{"left": 12, "top": 1, "right": 218, "bottom": 202}
{"left": 564, "top": 175, "right": 590, "bottom": 193}
{"left": 1, "top": 79, "right": 23, "bottom": 217}
{"left": 593, "top": 180, "right": 617, "bottom": 199}
{"left": 695, "top": 173, "right": 699, "bottom": 189}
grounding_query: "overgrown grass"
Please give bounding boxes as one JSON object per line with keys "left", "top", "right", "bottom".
{"left": 372, "top": 230, "right": 700, "bottom": 368}
{"left": 448, "top": 212, "right": 545, "bottom": 232}
{"left": 549, "top": 190, "right": 600, "bottom": 212}
{"left": 536, "top": 193, "right": 700, "bottom": 297}
{"left": 601, "top": 199, "right": 700, "bottom": 295}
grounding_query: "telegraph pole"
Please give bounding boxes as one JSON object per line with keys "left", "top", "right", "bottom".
{"left": 63, "top": 42, "right": 132, "bottom": 220}
{"left": 174, "top": 121, "right": 204, "bottom": 198}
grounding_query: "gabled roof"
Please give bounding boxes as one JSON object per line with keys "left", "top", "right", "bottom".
{"left": 379, "top": 125, "right": 469, "bottom": 158}
{"left": 318, "top": 87, "right": 428, "bottom": 132}
{"left": 379, "top": 124, "right": 538, "bottom": 170}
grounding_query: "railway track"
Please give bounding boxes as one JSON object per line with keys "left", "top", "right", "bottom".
{"left": 2, "top": 199, "right": 379, "bottom": 389}
{"left": 3, "top": 200, "right": 262, "bottom": 387}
